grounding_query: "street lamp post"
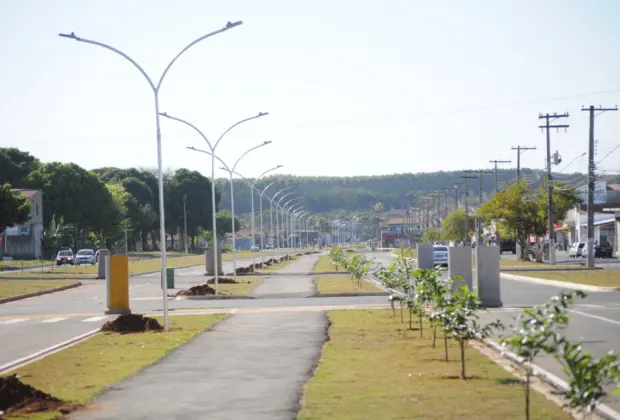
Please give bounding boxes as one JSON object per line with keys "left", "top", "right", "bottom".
{"left": 271, "top": 187, "right": 293, "bottom": 249}
{"left": 283, "top": 200, "right": 304, "bottom": 248}
{"left": 189, "top": 142, "right": 272, "bottom": 282}
{"left": 161, "top": 112, "right": 269, "bottom": 295}
{"left": 290, "top": 206, "right": 307, "bottom": 248}
{"left": 59, "top": 21, "right": 243, "bottom": 332}
{"left": 250, "top": 168, "right": 283, "bottom": 257}
{"left": 281, "top": 197, "right": 303, "bottom": 247}
{"left": 258, "top": 180, "right": 284, "bottom": 248}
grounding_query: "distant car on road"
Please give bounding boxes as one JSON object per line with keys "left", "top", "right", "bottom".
{"left": 432, "top": 245, "right": 448, "bottom": 267}
{"left": 75, "top": 249, "right": 95, "bottom": 265}
{"left": 56, "top": 250, "right": 74, "bottom": 266}
{"left": 569, "top": 242, "right": 585, "bottom": 258}
{"left": 94, "top": 249, "right": 108, "bottom": 264}
{"left": 251, "top": 245, "right": 260, "bottom": 252}
{"left": 265, "top": 244, "right": 274, "bottom": 250}
{"left": 595, "top": 242, "right": 614, "bottom": 259}
{"left": 499, "top": 239, "right": 517, "bottom": 254}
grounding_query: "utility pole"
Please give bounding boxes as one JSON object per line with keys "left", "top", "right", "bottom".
{"left": 582, "top": 105, "right": 618, "bottom": 268}
{"left": 183, "top": 194, "right": 188, "bottom": 255}
{"left": 511, "top": 146, "right": 537, "bottom": 182}
{"left": 539, "top": 112, "right": 569, "bottom": 265}
{"left": 461, "top": 175, "right": 476, "bottom": 245}
{"left": 489, "top": 159, "right": 512, "bottom": 193}
{"left": 463, "top": 170, "right": 492, "bottom": 245}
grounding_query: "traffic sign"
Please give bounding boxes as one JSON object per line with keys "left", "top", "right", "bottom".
{"left": 468, "top": 231, "right": 475, "bottom": 237}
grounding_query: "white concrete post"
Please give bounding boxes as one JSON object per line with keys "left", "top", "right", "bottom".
{"left": 417, "top": 243, "right": 434, "bottom": 269}
{"left": 448, "top": 246, "right": 472, "bottom": 290}
{"left": 474, "top": 245, "right": 502, "bottom": 307}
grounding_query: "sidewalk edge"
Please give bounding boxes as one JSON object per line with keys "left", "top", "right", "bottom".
{"left": 0, "top": 282, "right": 82, "bottom": 304}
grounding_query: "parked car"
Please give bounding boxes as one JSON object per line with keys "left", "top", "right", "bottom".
{"left": 595, "top": 242, "right": 614, "bottom": 259}
{"left": 75, "top": 249, "right": 95, "bottom": 265}
{"left": 94, "top": 248, "right": 108, "bottom": 264}
{"left": 432, "top": 245, "right": 449, "bottom": 267}
{"left": 499, "top": 239, "right": 517, "bottom": 254}
{"left": 265, "top": 244, "right": 274, "bottom": 250}
{"left": 569, "top": 242, "right": 585, "bottom": 258}
{"left": 251, "top": 245, "right": 260, "bottom": 252}
{"left": 56, "top": 250, "right": 74, "bottom": 266}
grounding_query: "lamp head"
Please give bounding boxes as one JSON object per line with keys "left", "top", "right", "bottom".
{"left": 263, "top": 140, "right": 272, "bottom": 145}
{"left": 225, "top": 21, "right": 243, "bottom": 29}
{"left": 258, "top": 112, "right": 269, "bottom": 117}
{"left": 58, "top": 32, "right": 78, "bottom": 40}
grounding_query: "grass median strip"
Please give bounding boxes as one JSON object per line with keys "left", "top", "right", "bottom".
{"left": 312, "top": 255, "right": 337, "bottom": 273}
{"left": 506, "top": 268, "right": 620, "bottom": 287}
{"left": 314, "top": 276, "right": 384, "bottom": 295}
{"left": 0, "top": 280, "right": 80, "bottom": 300}
{"left": 297, "top": 309, "right": 568, "bottom": 420}
{"left": 2, "top": 314, "right": 226, "bottom": 419}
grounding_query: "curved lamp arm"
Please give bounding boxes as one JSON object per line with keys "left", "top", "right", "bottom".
{"left": 231, "top": 143, "right": 274, "bottom": 172}
{"left": 251, "top": 164, "right": 283, "bottom": 188}
{"left": 275, "top": 190, "right": 294, "bottom": 206}
{"left": 214, "top": 112, "right": 269, "bottom": 150}
{"left": 165, "top": 114, "right": 214, "bottom": 151}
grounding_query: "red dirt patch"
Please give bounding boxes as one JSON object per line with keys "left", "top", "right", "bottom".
{"left": 0, "top": 374, "right": 72, "bottom": 416}
{"left": 101, "top": 314, "right": 163, "bottom": 334}
{"left": 175, "top": 283, "right": 217, "bottom": 297}
{"left": 206, "top": 277, "right": 238, "bottom": 284}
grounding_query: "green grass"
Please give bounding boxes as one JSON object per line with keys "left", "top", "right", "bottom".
{"left": 315, "top": 276, "right": 384, "bottom": 294}
{"left": 313, "top": 255, "right": 338, "bottom": 273}
{"left": 3, "top": 314, "right": 226, "bottom": 420}
{"left": 297, "top": 309, "right": 568, "bottom": 420}
{"left": 506, "top": 269, "right": 620, "bottom": 287}
{"left": 0, "top": 280, "right": 80, "bottom": 299}
{"left": 215, "top": 276, "right": 264, "bottom": 295}
{"left": 256, "top": 256, "right": 300, "bottom": 274}
{"left": 0, "top": 260, "right": 55, "bottom": 271}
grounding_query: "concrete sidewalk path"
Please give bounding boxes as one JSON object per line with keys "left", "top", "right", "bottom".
{"left": 249, "top": 254, "right": 319, "bottom": 299}
{"left": 71, "top": 256, "right": 328, "bottom": 420}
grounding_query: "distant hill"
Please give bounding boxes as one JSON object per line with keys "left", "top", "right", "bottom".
{"left": 214, "top": 168, "right": 583, "bottom": 215}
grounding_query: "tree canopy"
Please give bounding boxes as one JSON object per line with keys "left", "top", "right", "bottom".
{"left": 0, "top": 184, "right": 32, "bottom": 232}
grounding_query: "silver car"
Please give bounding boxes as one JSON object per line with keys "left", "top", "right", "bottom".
{"left": 433, "top": 245, "right": 449, "bottom": 266}
{"left": 75, "top": 249, "right": 95, "bottom": 265}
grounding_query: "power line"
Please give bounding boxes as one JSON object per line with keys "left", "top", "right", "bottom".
{"left": 489, "top": 159, "right": 512, "bottom": 193}
{"left": 511, "top": 146, "right": 537, "bottom": 182}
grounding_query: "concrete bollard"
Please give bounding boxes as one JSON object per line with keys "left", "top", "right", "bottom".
{"left": 96, "top": 249, "right": 110, "bottom": 280}
{"left": 105, "top": 255, "right": 130, "bottom": 314}
{"left": 448, "top": 246, "right": 472, "bottom": 290}
{"left": 205, "top": 248, "right": 224, "bottom": 276}
{"left": 417, "top": 243, "right": 434, "bottom": 269}
{"left": 474, "top": 245, "right": 502, "bottom": 307}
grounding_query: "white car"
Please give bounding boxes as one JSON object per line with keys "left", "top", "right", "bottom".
{"left": 569, "top": 242, "right": 585, "bottom": 258}
{"left": 433, "top": 245, "right": 449, "bottom": 266}
{"left": 251, "top": 245, "right": 260, "bottom": 252}
{"left": 75, "top": 249, "right": 95, "bottom": 265}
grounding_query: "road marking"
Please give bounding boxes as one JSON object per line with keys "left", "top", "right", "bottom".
{"left": 41, "top": 317, "right": 69, "bottom": 324}
{"left": 81, "top": 316, "right": 108, "bottom": 323}
{"left": 568, "top": 309, "right": 620, "bottom": 326}
{"left": 575, "top": 304, "right": 605, "bottom": 308}
{"left": 0, "top": 319, "right": 28, "bottom": 325}
{"left": 131, "top": 297, "right": 161, "bottom": 301}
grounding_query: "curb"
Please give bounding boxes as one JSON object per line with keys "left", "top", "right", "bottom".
{"left": 483, "top": 339, "right": 620, "bottom": 420}
{"left": 0, "top": 282, "right": 83, "bottom": 304}
{"left": 0, "top": 327, "right": 100, "bottom": 375}
{"left": 500, "top": 272, "right": 620, "bottom": 293}
{"left": 309, "top": 292, "right": 390, "bottom": 298}
{"left": 175, "top": 295, "right": 255, "bottom": 301}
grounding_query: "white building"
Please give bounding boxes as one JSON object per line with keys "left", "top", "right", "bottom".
{"left": 3, "top": 189, "right": 44, "bottom": 259}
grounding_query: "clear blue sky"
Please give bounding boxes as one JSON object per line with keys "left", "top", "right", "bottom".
{"left": 2, "top": 0, "right": 620, "bottom": 180}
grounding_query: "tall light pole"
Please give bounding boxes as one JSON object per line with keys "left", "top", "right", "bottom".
{"left": 59, "top": 21, "right": 243, "bottom": 332}
{"left": 190, "top": 141, "right": 272, "bottom": 281}
{"left": 281, "top": 197, "right": 303, "bottom": 247}
{"left": 275, "top": 192, "right": 295, "bottom": 248}
{"left": 285, "top": 201, "right": 305, "bottom": 248}
{"left": 271, "top": 187, "right": 294, "bottom": 249}
{"left": 248, "top": 166, "right": 283, "bottom": 255}
{"left": 183, "top": 194, "right": 188, "bottom": 255}
{"left": 282, "top": 197, "right": 301, "bottom": 248}
{"left": 161, "top": 111, "right": 269, "bottom": 292}
{"left": 258, "top": 180, "right": 284, "bottom": 247}
{"left": 291, "top": 206, "right": 307, "bottom": 248}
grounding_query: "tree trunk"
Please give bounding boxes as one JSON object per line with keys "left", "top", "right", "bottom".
{"left": 141, "top": 231, "right": 148, "bottom": 251}
{"left": 460, "top": 340, "right": 466, "bottom": 379}
{"left": 525, "top": 371, "right": 531, "bottom": 420}
{"left": 444, "top": 334, "right": 449, "bottom": 361}
{"left": 408, "top": 309, "right": 412, "bottom": 330}
{"left": 419, "top": 314, "right": 423, "bottom": 337}
{"left": 151, "top": 231, "right": 158, "bottom": 251}
{"left": 432, "top": 325, "right": 437, "bottom": 348}
{"left": 400, "top": 306, "right": 403, "bottom": 323}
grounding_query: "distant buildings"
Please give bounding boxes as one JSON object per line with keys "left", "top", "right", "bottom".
{"left": 3, "top": 189, "right": 44, "bottom": 259}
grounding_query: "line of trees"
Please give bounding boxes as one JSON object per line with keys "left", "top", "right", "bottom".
{"left": 0, "top": 148, "right": 239, "bottom": 257}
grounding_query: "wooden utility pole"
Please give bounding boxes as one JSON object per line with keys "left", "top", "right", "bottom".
{"left": 511, "top": 146, "right": 537, "bottom": 182}
{"left": 463, "top": 170, "right": 492, "bottom": 245}
{"left": 581, "top": 105, "right": 618, "bottom": 268}
{"left": 489, "top": 159, "right": 512, "bottom": 193}
{"left": 461, "top": 175, "right": 477, "bottom": 245}
{"left": 538, "top": 112, "right": 569, "bottom": 265}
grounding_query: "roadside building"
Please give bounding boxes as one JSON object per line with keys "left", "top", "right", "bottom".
{"left": 3, "top": 189, "right": 44, "bottom": 259}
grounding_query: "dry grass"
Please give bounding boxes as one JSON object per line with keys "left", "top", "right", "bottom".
{"left": 214, "top": 276, "right": 264, "bottom": 295}
{"left": 313, "top": 255, "right": 338, "bottom": 273}
{"left": 297, "top": 309, "right": 569, "bottom": 420}
{"left": 3, "top": 314, "right": 225, "bottom": 420}
{"left": 256, "top": 256, "right": 299, "bottom": 274}
{"left": 0, "top": 280, "right": 80, "bottom": 299}
{"left": 315, "top": 276, "right": 384, "bottom": 294}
